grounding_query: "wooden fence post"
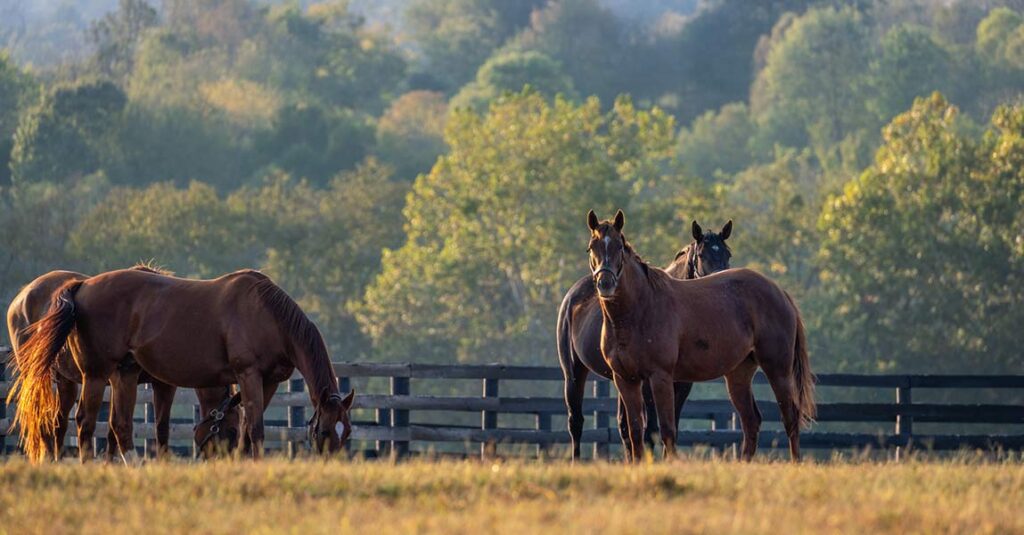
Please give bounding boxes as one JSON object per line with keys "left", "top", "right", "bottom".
{"left": 377, "top": 392, "right": 392, "bottom": 458}
{"left": 535, "top": 412, "right": 552, "bottom": 459}
{"left": 896, "top": 382, "right": 913, "bottom": 461}
{"left": 287, "top": 377, "right": 305, "bottom": 458}
{"left": 339, "top": 376, "right": 351, "bottom": 454}
{"left": 391, "top": 376, "right": 410, "bottom": 459}
{"left": 0, "top": 363, "right": 6, "bottom": 455}
{"left": 594, "top": 380, "right": 610, "bottom": 460}
{"left": 712, "top": 411, "right": 732, "bottom": 458}
{"left": 192, "top": 404, "right": 201, "bottom": 458}
{"left": 481, "top": 378, "right": 499, "bottom": 459}
{"left": 96, "top": 395, "right": 109, "bottom": 456}
{"left": 143, "top": 384, "right": 154, "bottom": 459}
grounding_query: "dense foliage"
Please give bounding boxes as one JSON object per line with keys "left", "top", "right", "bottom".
{"left": 1, "top": 0, "right": 1022, "bottom": 372}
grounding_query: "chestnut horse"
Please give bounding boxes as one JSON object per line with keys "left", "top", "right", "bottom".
{"left": 6, "top": 268, "right": 241, "bottom": 461}
{"left": 556, "top": 219, "right": 734, "bottom": 461}
{"left": 9, "top": 268, "right": 354, "bottom": 463}
{"left": 586, "top": 210, "right": 815, "bottom": 461}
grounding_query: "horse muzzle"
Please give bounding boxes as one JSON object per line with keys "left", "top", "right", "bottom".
{"left": 593, "top": 267, "right": 619, "bottom": 297}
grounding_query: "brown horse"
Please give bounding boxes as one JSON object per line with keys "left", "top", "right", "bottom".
{"left": 557, "top": 219, "right": 734, "bottom": 460}
{"left": 586, "top": 210, "right": 815, "bottom": 461}
{"left": 6, "top": 268, "right": 241, "bottom": 461}
{"left": 9, "top": 268, "right": 354, "bottom": 463}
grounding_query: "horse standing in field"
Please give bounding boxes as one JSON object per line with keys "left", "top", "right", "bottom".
{"left": 9, "top": 268, "right": 354, "bottom": 463}
{"left": 586, "top": 210, "right": 815, "bottom": 461}
{"left": 6, "top": 267, "right": 241, "bottom": 461}
{"left": 557, "top": 219, "right": 734, "bottom": 461}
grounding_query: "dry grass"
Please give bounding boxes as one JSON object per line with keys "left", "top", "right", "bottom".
{"left": 0, "top": 455, "right": 1022, "bottom": 534}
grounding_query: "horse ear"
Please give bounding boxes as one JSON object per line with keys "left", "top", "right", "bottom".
{"left": 340, "top": 389, "right": 355, "bottom": 411}
{"left": 691, "top": 220, "right": 703, "bottom": 242}
{"left": 613, "top": 210, "right": 624, "bottom": 232}
{"left": 587, "top": 210, "right": 599, "bottom": 231}
{"left": 721, "top": 219, "right": 732, "bottom": 240}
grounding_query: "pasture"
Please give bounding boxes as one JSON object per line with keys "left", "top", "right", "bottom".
{"left": 1, "top": 456, "right": 1021, "bottom": 534}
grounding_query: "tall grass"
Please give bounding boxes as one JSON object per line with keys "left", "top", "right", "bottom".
{"left": 0, "top": 455, "right": 1021, "bottom": 534}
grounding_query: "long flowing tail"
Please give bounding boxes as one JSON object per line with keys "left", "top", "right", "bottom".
{"left": 787, "top": 292, "right": 817, "bottom": 426}
{"left": 6, "top": 281, "right": 82, "bottom": 463}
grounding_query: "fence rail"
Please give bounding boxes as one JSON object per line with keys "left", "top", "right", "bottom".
{"left": 2, "top": 347, "right": 1023, "bottom": 459}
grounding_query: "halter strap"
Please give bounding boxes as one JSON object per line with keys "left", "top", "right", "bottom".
{"left": 193, "top": 391, "right": 242, "bottom": 452}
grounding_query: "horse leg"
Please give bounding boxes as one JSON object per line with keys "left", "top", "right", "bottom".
{"left": 761, "top": 356, "right": 802, "bottom": 461}
{"left": 562, "top": 360, "right": 589, "bottom": 462}
{"left": 616, "top": 395, "right": 633, "bottom": 463}
{"left": 724, "top": 357, "right": 761, "bottom": 461}
{"left": 75, "top": 376, "right": 107, "bottom": 463}
{"left": 151, "top": 381, "right": 176, "bottom": 459}
{"left": 649, "top": 373, "right": 677, "bottom": 460}
{"left": 238, "top": 371, "right": 266, "bottom": 460}
{"left": 613, "top": 374, "right": 646, "bottom": 463}
{"left": 673, "top": 381, "right": 693, "bottom": 434}
{"left": 642, "top": 381, "right": 658, "bottom": 454}
{"left": 109, "top": 369, "right": 142, "bottom": 465}
{"left": 51, "top": 374, "right": 78, "bottom": 461}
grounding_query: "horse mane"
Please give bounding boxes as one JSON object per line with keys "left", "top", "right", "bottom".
{"left": 130, "top": 261, "right": 174, "bottom": 276}
{"left": 250, "top": 275, "right": 337, "bottom": 405}
{"left": 673, "top": 244, "right": 691, "bottom": 260}
{"left": 621, "top": 236, "right": 671, "bottom": 291}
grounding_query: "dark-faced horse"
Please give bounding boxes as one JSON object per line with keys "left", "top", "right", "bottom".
{"left": 586, "top": 210, "right": 815, "bottom": 461}
{"left": 557, "top": 219, "right": 734, "bottom": 460}
{"left": 9, "top": 268, "right": 354, "bottom": 463}
{"left": 6, "top": 268, "right": 241, "bottom": 461}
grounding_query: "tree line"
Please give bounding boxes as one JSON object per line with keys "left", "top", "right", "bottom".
{"left": 1, "top": 0, "right": 1022, "bottom": 373}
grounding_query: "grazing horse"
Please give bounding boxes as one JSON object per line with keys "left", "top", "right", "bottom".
{"left": 9, "top": 268, "right": 354, "bottom": 463}
{"left": 557, "top": 219, "right": 734, "bottom": 461}
{"left": 586, "top": 210, "right": 815, "bottom": 461}
{"left": 6, "top": 268, "right": 241, "bottom": 461}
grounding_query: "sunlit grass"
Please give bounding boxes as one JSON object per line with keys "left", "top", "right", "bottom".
{"left": 1, "top": 453, "right": 1021, "bottom": 534}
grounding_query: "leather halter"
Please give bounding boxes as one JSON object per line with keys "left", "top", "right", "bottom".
{"left": 307, "top": 392, "right": 346, "bottom": 449}
{"left": 591, "top": 239, "right": 625, "bottom": 287}
{"left": 194, "top": 391, "right": 242, "bottom": 452}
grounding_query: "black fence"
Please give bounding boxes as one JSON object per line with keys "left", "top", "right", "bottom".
{"left": 2, "top": 348, "right": 1023, "bottom": 459}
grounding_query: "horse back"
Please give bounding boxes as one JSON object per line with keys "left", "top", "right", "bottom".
{"left": 662, "top": 268, "right": 798, "bottom": 380}
{"left": 71, "top": 269, "right": 288, "bottom": 385}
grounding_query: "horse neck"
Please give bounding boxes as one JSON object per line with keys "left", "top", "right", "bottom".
{"left": 290, "top": 339, "right": 339, "bottom": 408}
{"left": 599, "top": 257, "right": 655, "bottom": 333}
{"left": 664, "top": 247, "right": 692, "bottom": 279}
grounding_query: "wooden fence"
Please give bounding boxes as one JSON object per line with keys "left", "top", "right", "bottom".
{"left": 2, "top": 347, "right": 1023, "bottom": 459}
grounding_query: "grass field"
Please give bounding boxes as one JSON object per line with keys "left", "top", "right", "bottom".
{"left": 1, "top": 455, "right": 1022, "bottom": 534}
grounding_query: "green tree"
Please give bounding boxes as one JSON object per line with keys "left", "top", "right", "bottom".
{"left": 10, "top": 80, "right": 127, "bottom": 186}
{"left": 450, "top": 51, "right": 576, "bottom": 112}
{"left": 0, "top": 52, "right": 32, "bottom": 186}
{"left": 818, "top": 94, "right": 1024, "bottom": 372}
{"left": 69, "top": 181, "right": 249, "bottom": 277}
{"left": 677, "top": 102, "right": 757, "bottom": 181}
{"left": 505, "top": 0, "right": 625, "bottom": 104}
{"left": 354, "top": 92, "right": 685, "bottom": 363}
{"left": 88, "top": 0, "right": 158, "bottom": 80}
{"left": 375, "top": 90, "right": 449, "bottom": 180}
{"left": 255, "top": 104, "right": 375, "bottom": 186}
{"left": 751, "top": 6, "right": 875, "bottom": 171}
{"left": 405, "top": 0, "right": 544, "bottom": 92}
{"left": 871, "top": 25, "right": 957, "bottom": 121}
{"left": 231, "top": 160, "right": 408, "bottom": 357}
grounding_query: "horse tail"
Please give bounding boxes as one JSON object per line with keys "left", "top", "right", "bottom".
{"left": 6, "top": 280, "right": 82, "bottom": 463}
{"left": 786, "top": 291, "right": 817, "bottom": 427}
{"left": 556, "top": 296, "right": 576, "bottom": 384}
